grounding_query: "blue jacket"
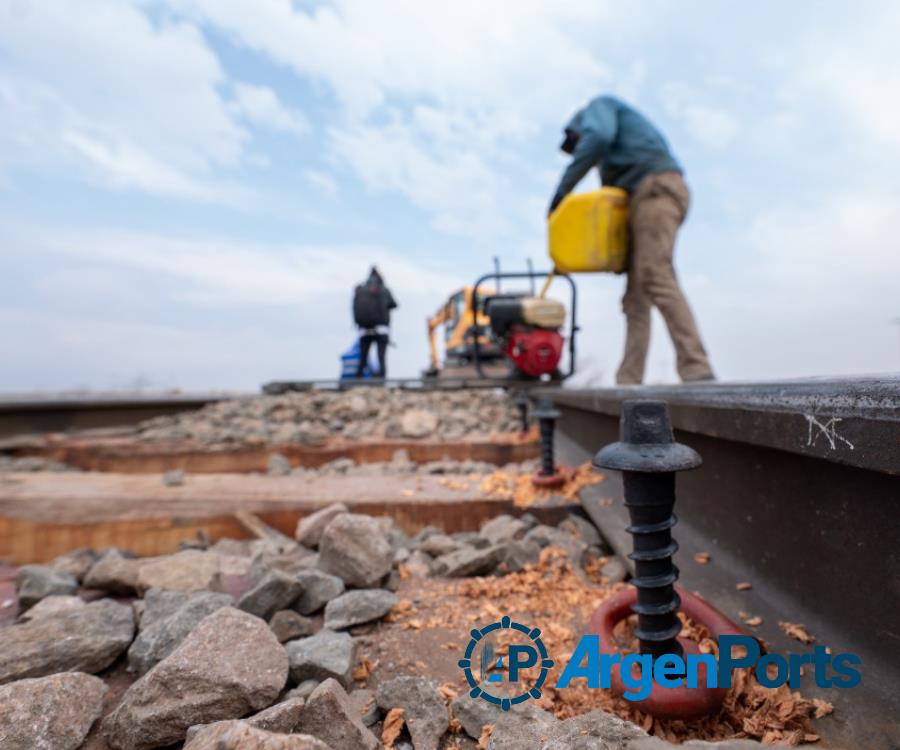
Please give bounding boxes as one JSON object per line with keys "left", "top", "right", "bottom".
{"left": 550, "top": 96, "right": 682, "bottom": 211}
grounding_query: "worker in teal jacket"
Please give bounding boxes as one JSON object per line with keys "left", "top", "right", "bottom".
{"left": 550, "top": 96, "right": 715, "bottom": 384}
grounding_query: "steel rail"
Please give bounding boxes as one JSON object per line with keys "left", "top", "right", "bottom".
{"left": 541, "top": 375, "right": 900, "bottom": 748}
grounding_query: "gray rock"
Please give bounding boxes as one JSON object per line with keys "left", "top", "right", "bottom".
{"left": 269, "top": 610, "right": 316, "bottom": 642}
{"left": 418, "top": 533, "right": 464, "bottom": 556}
{"left": 127, "top": 591, "right": 234, "bottom": 676}
{"left": 539, "top": 710, "right": 646, "bottom": 749}
{"left": 293, "top": 569, "right": 345, "bottom": 614}
{"left": 138, "top": 589, "right": 192, "bottom": 630}
{"left": 559, "top": 515, "right": 603, "bottom": 548}
{"left": 249, "top": 696, "right": 308, "bottom": 732}
{"left": 347, "top": 687, "right": 378, "bottom": 726}
{"left": 498, "top": 539, "right": 542, "bottom": 573}
{"left": 323, "top": 589, "right": 398, "bottom": 630}
{"left": 432, "top": 544, "right": 504, "bottom": 577}
{"left": 451, "top": 531, "right": 482, "bottom": 545}
{"left": 0, "top": 599, "right": 134, "bottom": 684}
{"left": 600, "top": 556, "right": 628, "bottom": 584}
{"left": 210, "top": 538, "right": 252, "bottom": 557}
{"left": 411, "top": 526, "right": 441, "bottom": 545}
{"left": 377, "top": 516, "right": 411, "bottom": 551}
{"left": 383, "top": 569, "right": 402, "bottom": 592}
{"left": 294, "top": 503, "right": 350, "bottom": 548}
{"left": 251, "top": 544, "right": 318, "bottom": 581}
{"left": 183, "top": 721, "right": 330, "bottom": 749}
{"left": 238, "top": 568, "right": 303, "bottom": 619}
{"left": 403, "top": 549, "right": 433, "bottom": 577}
{"left": 185, "top": 696, "right": 307, "bottom": 742}
{"left": 486, "top": 704, "right": 560, "bottom": 750}
{"left": 18, "top": 594, "right": 85, "bottom": 622}
{"left": 375, "top": 676, "right": 449, "bottom": 750}
{"left": 286, "top": 629, "right": 357, "bottom": 687}
{"left": 479, "top": 514, "right": 526, "bottom": 545}
{"left": 318, "top": 513, "right": 393, "bottom": 588}
{"left": 15, "top": 564, "right": 78, "bottom": 610}
{"left": 400, "top": 408, "right": 439, "bottom": 437}
{"left": 51, "top": 547, "right": 98, "bottom": 582}
{"left": 136, "top": 550, "right": 223, "bottom": 594}
{"left": 299, "top": 678, "right": 380, "bottom": 750}
{"left": 0, "top": 672, "right": 107, "bottom": 750}
{"left": 104, "top": 607, "right": 288, "bottom": 750}
{"left": 519, "top": 513, "right": 540, "bottom": 530}
{"left": 524, "top": 525, "right": 587, "bottom": 565}
{"left": 267, "top": 453, "right": 292, "bottom": 476}
{"left": 83, "top": 549, "right": 144, "bottom": 594}
{"left": 451, "top": 693, "right": 498, "bottom": 739}
{"left": 286, "top": 679, "right": 320, "bottom": 700}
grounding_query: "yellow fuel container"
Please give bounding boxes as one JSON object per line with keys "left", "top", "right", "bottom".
{"left": 548, "top": 187, "right": 629, "bottom": 273}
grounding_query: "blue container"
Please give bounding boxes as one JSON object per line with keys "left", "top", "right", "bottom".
{"left": 340, "top": 340, "right": 374, "bottom": 380}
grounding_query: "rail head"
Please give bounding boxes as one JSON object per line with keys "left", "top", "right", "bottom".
{"left": 541, "top": 375, "right": 900, "bottom": 474}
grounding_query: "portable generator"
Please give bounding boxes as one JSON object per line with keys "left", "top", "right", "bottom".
{"left": 485, "top": 296, "right": 567, "bottom": 378}
{"left": 470, "top": 264, "right": 578, "bottom": 381}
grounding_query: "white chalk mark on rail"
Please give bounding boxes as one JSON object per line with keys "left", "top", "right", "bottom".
{"left": 804, "top": 415, "right": 855, "bottom": 450}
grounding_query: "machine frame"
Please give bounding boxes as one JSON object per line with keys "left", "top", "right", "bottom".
{"left": 471, "top": 268, "right": 578, "bottom": 381}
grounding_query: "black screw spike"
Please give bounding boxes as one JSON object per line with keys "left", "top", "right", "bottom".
{"left": 514, "top": 391, "right": 530, "bottom": 433}
{"left": 532, "top": 398, "right": 561, "bottom": 477}
{"left": 593, "top": 400, "right": 702, "bottom": 658}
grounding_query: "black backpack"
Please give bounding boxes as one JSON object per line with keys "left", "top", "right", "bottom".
{"left": 353, "top": 282, "right": 386, "bottom": 328}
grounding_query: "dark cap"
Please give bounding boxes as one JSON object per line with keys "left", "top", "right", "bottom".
{"left": 560, "top": 128, "right": 580, "bottom": 154}
{"left": 593, "top": 400, "right": 702, "bottom": 473}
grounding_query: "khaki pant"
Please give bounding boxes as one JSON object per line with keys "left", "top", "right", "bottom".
{"left": 615, "top": 171, "right": 713, "bottom": 384}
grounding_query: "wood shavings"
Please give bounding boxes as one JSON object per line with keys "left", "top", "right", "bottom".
{"left": 477, "top": 724, "right": 494, "bottom": 749}
{"left": 478, "top": 461, "right": 603, "bottom": 507}
{"left": 438, "top": 682, "right": 460, "bottom": 704}
{"left": 694, "top": 551, "right": 711, "bottom": 564}
{"left": 736, "top": 581, "right": 753, "bottom": 591}
{"left": 779, "top": 621, "right": 817, "bottom": 644}
{"left": 352, "top": 655, "right": 374, "bottom": 682}
{"left": 439, "top": 478, "right": 470, "bottom": 491}
{"left": 382, "top": 707, "right": 405, "bottom": 749}
{"left": 400, "top": 488, "right": 416, "bottom": 497}
{"left": 738, "top": 611, "right": 763, "bottom": 627}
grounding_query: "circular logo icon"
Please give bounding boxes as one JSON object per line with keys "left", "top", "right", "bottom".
{"left": 457, "top": 615, "right": 554, "bottom": 710}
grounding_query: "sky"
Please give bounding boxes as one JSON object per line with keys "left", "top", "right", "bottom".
{"left": 2, "top": 0, "right": 899, "bottom": 392}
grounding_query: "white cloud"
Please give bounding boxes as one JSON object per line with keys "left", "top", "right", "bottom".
{"left": 229, "top": 83, "right": 310, "bottom": 136}
{"left": 0, "top": 0, "right": 272, "bottom": 202}
{"left": 304, "top": 169, "right": 340, "bottom": 198}
{"left": 162, "top": 0, "right": 622, "bottom": 240}
{"left": 14, "top": 223, "right": 458, "bottom": 306}
{"left": 661, "top": 82, "right": 740, "bottom": 151}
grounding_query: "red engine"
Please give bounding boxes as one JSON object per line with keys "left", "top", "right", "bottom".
{"left": 504, "top": 327, "right": 565, "bottom": 378}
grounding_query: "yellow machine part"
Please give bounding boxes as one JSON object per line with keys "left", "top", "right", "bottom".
{"left": 548, "top": 186, "right": 629, "bottom": 273}
{"left": 520, "top": 297, "right": 566, "bottom": 329}
{"left": 426, "top": 286, "right": 495, "bottom": 373}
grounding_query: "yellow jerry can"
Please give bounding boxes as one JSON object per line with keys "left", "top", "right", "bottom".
{"left": 548, "top": 187, "right": 629, "bottom": 273}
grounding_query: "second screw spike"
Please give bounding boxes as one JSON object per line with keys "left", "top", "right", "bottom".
{"left": 593, "top": 399, "right": 701, "bottom": 658}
